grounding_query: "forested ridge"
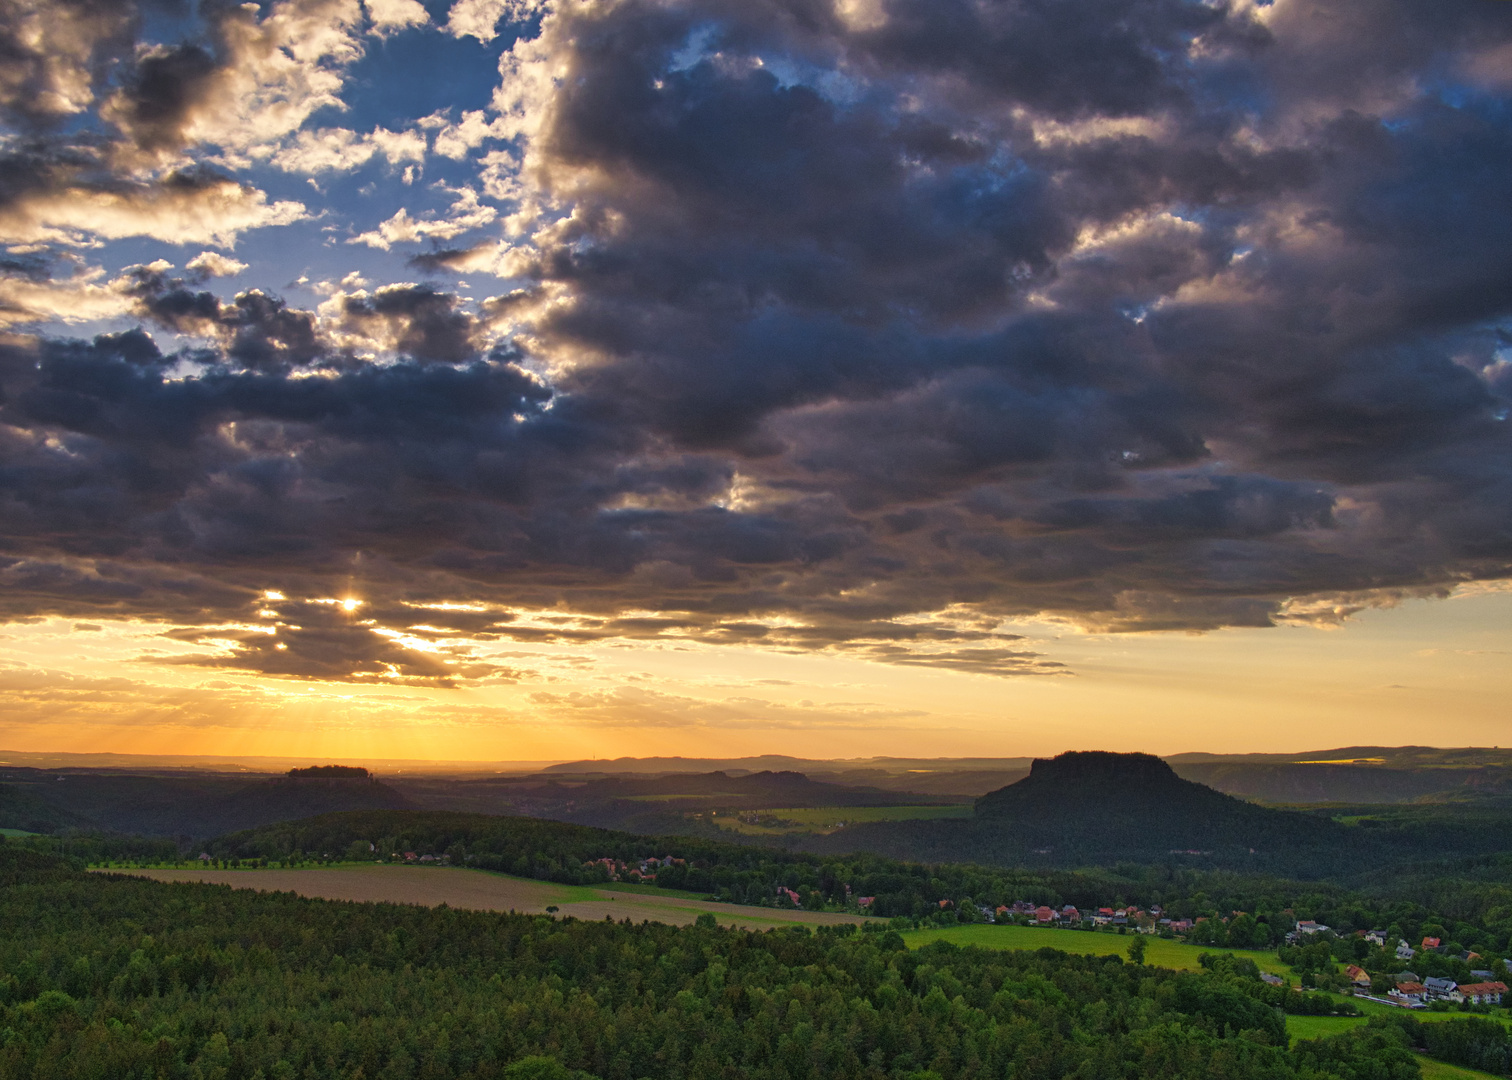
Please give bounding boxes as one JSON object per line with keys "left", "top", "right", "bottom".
{"left": 201, "top": 810, "right": 1512, "bottom": 955}
{"left": 0, "top": 845, "right": 1472, "bottom": 1080}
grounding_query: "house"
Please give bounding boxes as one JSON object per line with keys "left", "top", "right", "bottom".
{"left": 1423, "top": 977, "right": 1460, "bottom": 1002}
{"left": 776, "top": 886, "right": 801, "bottom": 906}
{"left": 1396, "top": 940, "right": 1417, "bottom": 960}
{"left": 1396, "top": 971, "right": 1419, "bottom": 983}
{"left": 1169, "top": 919, "right": 1193, "bottom": 933}
{"left": 1392, "top": 982, "right": 1427, "bottom": 1006}
{"left": 1260, "top": 973, "right": 1285, "bottom": 986}
{"left": 1344, "top": 965, "right": 1371, "bottom": 988}
{"left": 1421, "top": 936, "right": 1441, "bottom": 951}
{"left": 1035, "top": 905, "right": 1056, "bottom": 923}
{"left": 1296, "top": 920, "right": 1328, "bottom": 935}
{"left": 1364, "top": 929, "right": 1387, "bottom": 946}
{"left": 1061, "top": 905, "right": 1080, "bottom": 922}
{"left": 1458, "top": 982, "right": 1507, "bottom": 1005}
{"left": 858, "top": 896, "right": 875, "bottom": 908}
{"left": 995, "top": 905, "right": 1011, "bottom": 918}
{"left": 1471, "top": 969, "right": 1497, "bottom": 980}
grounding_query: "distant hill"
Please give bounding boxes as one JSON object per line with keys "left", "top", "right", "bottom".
{"left": 540, "top": 755, "right": 1036, "bottom": 784}
{"left": 533, "top": 748, "right": 1512, "bottom": 803}
{"left": 805, "top": 751, "right": 1351, "bottom": 874}
{"left": 1170, "top": 762, "right": 1473, "bottom": 804}
{"left": 562, "top": 769, "right": 954, "bottom": 806}
{"left": 387, "top": 769, "right": 961, "bottom": 836}
{"left": 0, "top": 769, "right": 413, "bottom": 839}
{"left": 974, "top": 752, "right": 1338, "bottom": 852}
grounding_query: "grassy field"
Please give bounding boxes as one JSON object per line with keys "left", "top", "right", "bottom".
{"left": 1419, "top": 1059, "right": 1507, "bottom": 1080}
{"left": 901, "top": 924, "right": 1291, "bottom": 976}
{"left": 717, "top": 804, "right": 971, "bottom": 836}
{"left": 1284, "top": 1014, "right": 1369, "bottom": 1041}
{"left": 0, "top": 828, "right": 36, "bottom": 838}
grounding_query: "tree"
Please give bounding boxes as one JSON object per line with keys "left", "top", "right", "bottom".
{"left": 1128, "top": 936, "right": 1148, "bottom": 964}
{"left": 504, "top": 1057, "right": 575, "bottom": 1080}
{"left": 1227, "top": 914, "right": 1261, "bottom": 948}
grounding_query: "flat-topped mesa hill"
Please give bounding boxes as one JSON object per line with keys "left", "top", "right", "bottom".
{"left": 974, "top": 751, "right": 1329, "bottom": 848}
{"left": 805, "top": 751, "right": 1347, "bottom": 871}
{"left": 284, "top": 765, "right": 376, "bottom": 783}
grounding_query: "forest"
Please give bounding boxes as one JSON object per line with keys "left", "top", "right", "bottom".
{"left": 1, "top": 843, "right": 1493, "bottom": 1080}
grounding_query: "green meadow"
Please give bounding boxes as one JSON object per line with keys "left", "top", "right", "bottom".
{"left": 1417, "top": 1059, "right": 1507, "bottom": 1080}
{"left": 901, "top": 923, "right": 1292, "bottom": 976}
{"left": 1284, "top": 1002, "right": 1510, "bottom": 1045}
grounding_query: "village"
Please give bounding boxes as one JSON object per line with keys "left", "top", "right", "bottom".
{"left": 1279, "top": 922, "right": 1510, "bottom": 1008}
{"left": 581, "top": 854, "right": 1511, "bottom": 1012}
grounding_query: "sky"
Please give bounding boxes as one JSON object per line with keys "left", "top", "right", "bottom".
{"left": 0, "top": 0, "right": 1509, "bottom": 764}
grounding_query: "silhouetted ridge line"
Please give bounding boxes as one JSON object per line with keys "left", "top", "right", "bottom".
{"left": 286, "top": 765, "right": 372, "bottom": 780}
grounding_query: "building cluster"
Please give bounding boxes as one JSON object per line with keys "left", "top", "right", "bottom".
{"left": 401, "top": 851, "right": 446, "bottom": 863}
{"left": 1318, "top": 932, "right": 1512, "bottom": 1008}
{"left": 956, "top": 901, "right": 1194, "bottom": 934}
{"left": 583, "top": 855, "right": 686, "bottom": 883}
{"left": 1386, "top": 971, "right": 1507, "bottom": 1007}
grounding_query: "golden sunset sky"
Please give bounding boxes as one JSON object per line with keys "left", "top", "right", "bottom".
{"left": 4, "top": 584, "right": 1508, "bottom": 762}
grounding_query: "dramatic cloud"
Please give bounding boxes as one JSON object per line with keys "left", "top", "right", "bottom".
{"left": 0, "top": 0, "right": 136, "bottom": 127}
{"left": 101, "top": 0, "right": 369, "bottom": 158}
{"left": 0, "top": 0, "right": 1509, "bottom": 685}
{"left": 0, "top": 161, "right": 308, "bottom": 248}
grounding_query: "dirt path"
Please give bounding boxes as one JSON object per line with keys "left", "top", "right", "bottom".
{"left": 107, "top": 866, "right": 877, "bottom": 930}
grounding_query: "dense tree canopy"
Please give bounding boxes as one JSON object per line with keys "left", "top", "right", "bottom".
{"left": 0, "top": 846, "right": 1460, "bottom": 1080}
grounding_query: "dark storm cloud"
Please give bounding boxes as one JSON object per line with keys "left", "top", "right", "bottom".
{"left": 122, "top": 263, "right": 322, "bottom": 371}
{"left": 407, "top": 247, "right": 485, "bottom": 275}
{"left": 0, "top": 0, "right": 1510, "bottom": 681}
{"left": 334, "top": 284, "right": 486, "bottom": 364}
{"left": 121, "top": 269, "right": 499, "bottom": 370}
{"left": 103, "top": 41, "right": 220, "bottom": 153}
